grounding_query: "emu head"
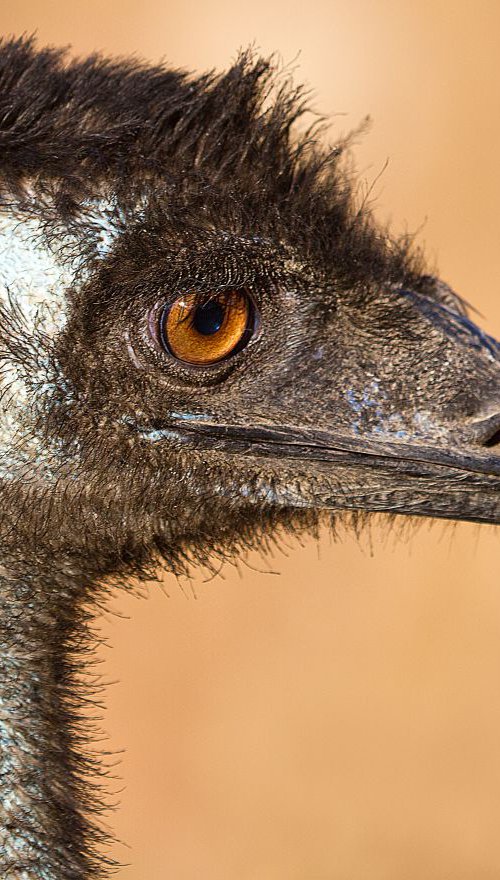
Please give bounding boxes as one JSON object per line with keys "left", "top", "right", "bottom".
{"left": 1, "top": 37, "right": 499, "bottom": 583}
{"left": 2, "top": 36, "right": 500, "bottom": 880}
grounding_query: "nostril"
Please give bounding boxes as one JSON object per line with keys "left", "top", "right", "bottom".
{"left": 484, "top": 427, "right": 500, "bottom": 448}
{"left": 469, "top": 412, "right": 500, "bottom": 448}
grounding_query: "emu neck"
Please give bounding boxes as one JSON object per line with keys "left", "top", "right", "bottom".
{"left": 0, "top": 564, "right": 110, "bottom": 880}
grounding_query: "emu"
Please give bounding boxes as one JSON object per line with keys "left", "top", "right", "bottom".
{"left": 0, "top": 35, "right": 499, "bottom": 880}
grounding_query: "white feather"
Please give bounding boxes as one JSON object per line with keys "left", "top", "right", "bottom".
{"left": 0, "top": 210, "right": 79, "bottom": 478}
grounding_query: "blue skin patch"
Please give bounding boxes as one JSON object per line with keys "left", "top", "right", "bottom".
{"left": 170, "top": 412, "right": 211, "bottom": 422}
{"left": 346, "top": 382, "right": 385, "bottom": 434}
{"left": 346, "top": 389, "right": 363, "bottom": 415}
{"left": 122, "top": 411, "right": 212, "bottom": 442}
{"left": 137, "top": 428, "right": 181, "bottom": 442}
{"left": 346, "top": 382, "right": 410, "bottom": 440}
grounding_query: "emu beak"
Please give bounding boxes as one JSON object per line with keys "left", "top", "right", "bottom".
{"left": 161, "top": 418, "right": 500, "bottom": 525}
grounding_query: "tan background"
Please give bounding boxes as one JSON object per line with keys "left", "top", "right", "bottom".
{"left": 2, "top": 2, "right": 500, "bottom": 877}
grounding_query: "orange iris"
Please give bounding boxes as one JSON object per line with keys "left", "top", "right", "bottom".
{"left": 162, "top": 291, "right": 251, "bottom": 365}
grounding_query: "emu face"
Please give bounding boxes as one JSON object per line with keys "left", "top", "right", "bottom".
{"left": 57, "top": 227, "right": 500, "bottom": 543}
{"left": 1, "top": 40, "right": 499, "bottom": 579}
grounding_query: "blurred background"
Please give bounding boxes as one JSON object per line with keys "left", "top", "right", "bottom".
{"left": 2, "top": 2, "right": 500, "bottom": 877}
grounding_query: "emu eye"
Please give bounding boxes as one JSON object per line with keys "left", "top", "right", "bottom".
{"left": 160, "top": 291, "right": 254, "bottom": 365}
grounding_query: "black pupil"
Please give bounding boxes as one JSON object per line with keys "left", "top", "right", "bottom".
{"left": 193, "top": 300, "right": 225, "bottom": 335}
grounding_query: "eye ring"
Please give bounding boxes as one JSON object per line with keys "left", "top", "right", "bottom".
{"left": 159, "top": 290, "right": 256, "bottom": 366}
